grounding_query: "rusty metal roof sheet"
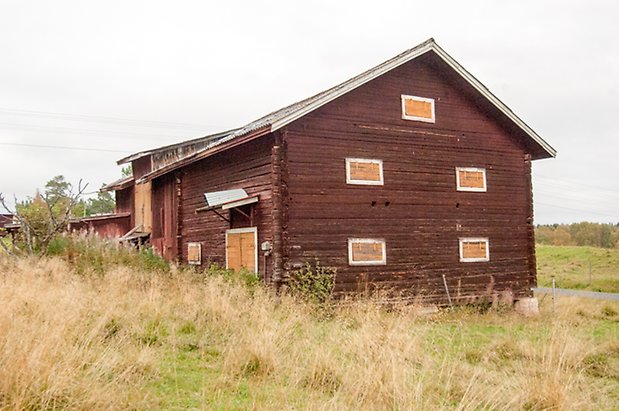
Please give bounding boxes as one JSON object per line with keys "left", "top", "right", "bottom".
{"left": 101, "top": 176, "right": 134, "bottom": 192}
{"left": 117, "top": 128, "right": 240, "bottom": 165}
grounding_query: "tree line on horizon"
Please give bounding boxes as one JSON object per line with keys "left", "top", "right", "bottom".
{"left": 536, "top": 222, "right": 619, "bottom": 249}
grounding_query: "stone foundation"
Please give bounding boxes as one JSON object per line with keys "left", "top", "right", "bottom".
{"left": 514, "top": 297, "right": 539, "bottom": 316}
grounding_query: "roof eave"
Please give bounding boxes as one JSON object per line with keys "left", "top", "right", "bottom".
{"left": 428, "top": 42, "right": 557, "bottom": 159}
{"left": 135, "top": 125, "right": 271, "bottom": 184}
{"left": 117, "top": 151, "right": 152, "bottom": 165}
{"left": 116, "top": 127, "right": 243, "bottom": 165}
{"left": 269, "top": 39, "right": 556, "bottom": 159}
{"left": 101, "top": 176, "right": 135, "bottom": 192}
{"left": 270, "top": 40, "right": 436, "bottom": 133}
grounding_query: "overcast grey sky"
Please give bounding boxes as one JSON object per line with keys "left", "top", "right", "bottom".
{"left": 0, "top": 0, "right": 617, "bottom": 224}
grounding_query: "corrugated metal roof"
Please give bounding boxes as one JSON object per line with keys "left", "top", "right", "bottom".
{"left": 204, "top": 188, "right": 248, "bottom": 208}
{"left": 230, "top": 40, "right": 439, "bottom": 138}
{"left": 125, "top": 38, "right": 556, "bottom": 183}
{"left": 117, "top": 128, "right": 239, "bottom": 165}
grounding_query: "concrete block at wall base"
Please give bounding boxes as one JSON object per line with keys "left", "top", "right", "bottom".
{"left": 412, "top": 305, "right": 439, "bottom": 316}
{"left": 514, "top": 297, "right": 540, "bottom": 316}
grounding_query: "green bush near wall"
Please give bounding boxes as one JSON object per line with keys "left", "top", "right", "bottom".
{"left": 288, "top": 260, "right": 336, "bottom": 304}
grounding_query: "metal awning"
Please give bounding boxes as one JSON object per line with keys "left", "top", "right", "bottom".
{"left": 221, "top": 196, "right": 259, "bottom": 210}
{"left": 199, "top": 189, "right": 258, "bottom": 211}
{"left": 204, "top": 189, "right": 248, "bottom": 207}
{"left": 197, "top": 188, "right": 259, "bottom": 220}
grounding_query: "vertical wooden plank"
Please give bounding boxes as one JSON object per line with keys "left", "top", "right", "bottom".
{"left": 134, "top": 182, "right": 152, "bottom": 232}
{"left": 227, "top": 230, "right": 257, "bottom": 272}
{"left": 525, "top": 154, "right": 537, "bottom": 291}
{"left": 175, "top": 172, "right": 183, "bottom": 264}
{"left": 271, "top": 131, "right": 283, "bottom": 287}
{"left": 240, "top": 232, "right": 256, "bottom": 271}
{"left": 227, "top": 233, "right": 242, "bottom": 271}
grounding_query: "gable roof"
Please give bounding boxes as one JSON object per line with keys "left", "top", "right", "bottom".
{"left": 101, "top": 175, "right": 134, "bottom": 192}
{"left": 128, "top": 38, "right": 556, "bottom": 183}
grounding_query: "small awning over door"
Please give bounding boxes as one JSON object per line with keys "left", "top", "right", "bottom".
{"left": 197, "top": 188, "right": 259, "bottom": 212}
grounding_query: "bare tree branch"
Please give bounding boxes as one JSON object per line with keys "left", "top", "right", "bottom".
{"left": 8, "top": 194, "right": 34, "bottom": 253}
{"left": 1, "top": 178, "right": 89, "bottom": 254}
{"left": 0, "top": 236, "right": 16, "bottom": 258}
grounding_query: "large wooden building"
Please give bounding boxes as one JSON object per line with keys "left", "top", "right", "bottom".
{"left": 101, "top": 39, "right": 555, "bottom": 303}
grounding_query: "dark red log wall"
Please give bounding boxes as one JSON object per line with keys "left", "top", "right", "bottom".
{"left": 69, "top": 215, "right": 131, "bottom": 239}
{"left": 284, "top": 53, "right": 536, "bottom": 302}
{"left": 89, "top": 215, "right": 131, "bottom": 238}
{"left": 115, "top": 187, "right": 134, "bottom": 228}
{"left": 151, "top": 173, "right": 178, "bottom": 260}
{"left": 178, "top": 135, "right": 274, "bottom": 276}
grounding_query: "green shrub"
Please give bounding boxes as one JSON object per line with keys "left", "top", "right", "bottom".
{"left": 288, "top": 260, "right": 336, "bottom": 304}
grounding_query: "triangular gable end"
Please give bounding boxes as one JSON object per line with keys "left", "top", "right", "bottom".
{"left": 266, "top": 39, "right": 556, "bottom": 159}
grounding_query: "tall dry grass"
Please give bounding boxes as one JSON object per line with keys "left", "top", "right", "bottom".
{"left": 0, "top": 246, "right": 617, "bottom": 410}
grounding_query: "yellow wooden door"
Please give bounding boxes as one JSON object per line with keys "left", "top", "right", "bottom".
{"left": 226, "top": 229, "right": 256, "bottom": 272}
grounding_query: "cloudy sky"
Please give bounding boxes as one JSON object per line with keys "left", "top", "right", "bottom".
{"left": 0, "top": 0, "right": 617, "bottom": 224}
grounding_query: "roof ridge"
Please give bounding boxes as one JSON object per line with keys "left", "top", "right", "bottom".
{"left": 126, "top": 37, "right": 555, "bottom": 184}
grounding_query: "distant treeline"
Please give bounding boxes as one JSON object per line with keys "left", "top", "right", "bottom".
{"left": 536, "top": 222, "right": 619, "bottom": 248}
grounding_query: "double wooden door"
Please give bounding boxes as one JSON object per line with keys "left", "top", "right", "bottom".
{"left": 225, "top": 227, "right": 257, "bottom": 272}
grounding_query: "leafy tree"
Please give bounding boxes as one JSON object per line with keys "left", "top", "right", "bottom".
{"left": 611, "top": 229, "right": 619, "bottom": 248}
{"left": 537, "top": 222, "right": 619, "bottom": 248}
{"left": 121, "top": 165, "right": 133, "bottom": 177}
{"left": 536, "top": 225, "right": 572, "bottom": 246}
{"left": 87, "top": 189, "right": 115, "bottom": 215}
{"left": 599, "top": 224, "right": 614, "bottom": 248}
{"left": 44, "top": 175, "right": 71, "bottom": 206}
{"left": 0, "top": 177, "right": 88, "bottom": 254}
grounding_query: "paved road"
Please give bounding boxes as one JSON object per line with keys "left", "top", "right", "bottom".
{"left": 533, "top": 287, "right": 619, "bottom": 301}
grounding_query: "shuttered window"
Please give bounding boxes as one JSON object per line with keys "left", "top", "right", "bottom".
{"left": 346, "top": 158, "right": 384, "bottom": 185}
{"left": 401, "top": 95, "right": 435, "bottom": 123}
{"left": 187, "top": 242, "right": 202, "bottom": 265}
{"left": 348, "top": 238, "right": 386, "bottom": 265}
{"left": 456, "top": 167, "right": 487, "bottom": 192}
{"left": 459, "top": 238, "right": 490, "bottom": 262}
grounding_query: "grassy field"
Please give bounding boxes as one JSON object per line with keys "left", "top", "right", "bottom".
{"left": 537, "top": 245, "right": 619, "bottom": 293}
{"left": 0, "top": 244, "right": 618, "bottom": 410}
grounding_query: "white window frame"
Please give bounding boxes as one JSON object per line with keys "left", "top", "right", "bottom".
{"left": 401, "top": 94, "right": 436, "bottom": 123}
{"left": 225, "top": 227, "right": 258, "bottom": 273}
{"left": 455, "top": 167, "right": 487, "bottom": 192}
{"left": 345, "top": 158, "right": 384, "bottom": 186}
{"left": 459, "top": 237, "right": 490, "bottom": 262}
{"left": 187, "top": 242, "right": 202, "bottom": 265}
{"left": 348, "top": 238, "right": 387, "bottom": 266}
